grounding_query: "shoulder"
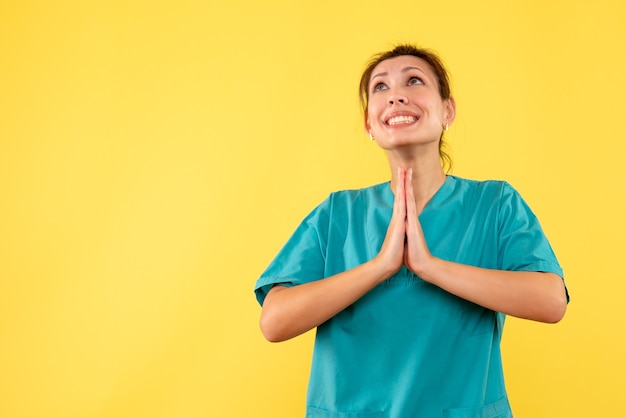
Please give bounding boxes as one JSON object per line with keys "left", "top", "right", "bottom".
{"left": 329, "top": 181, "right": 389, "bottom": 197}
{"left": 449, "top": 177, "right": 541, "bottom": 230}
{"left": 447, "top": 175, "right": 517, "bottom": 200}
{"left": 448, "top": 175, "right": 510, "bottom": 190}
{"left": 326, "top": 182, "right": 390, "bottom": 205}
{"left": 443, "top": 176, "right": 531, "bottom": 220}
{"left": 302, "top": 182, "right": 389, "bottom": 224}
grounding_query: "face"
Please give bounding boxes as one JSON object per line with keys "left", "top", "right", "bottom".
{"left": 365, "top": 55, "right": 455, "bottom": 150}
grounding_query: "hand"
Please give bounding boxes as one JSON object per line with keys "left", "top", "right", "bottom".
{"left": 402, "top": 168, "right": 435, "bottom": 277}
{"left": 374, "top": 167, "right": 408, "bottom": 276}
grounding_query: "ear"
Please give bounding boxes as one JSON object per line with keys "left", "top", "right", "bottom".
{"left": 363, "top": 111, "right": 371, "bottom": 134}
{"left": 444, "top": 97, "right": 457, "bottom": 126}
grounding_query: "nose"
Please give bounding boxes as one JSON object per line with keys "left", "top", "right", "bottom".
{"left": 388, "top": 94, "right": 408, "bottom": 106}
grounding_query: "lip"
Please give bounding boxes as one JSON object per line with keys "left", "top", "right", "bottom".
{"left": 383, "top": 111, "right": 420, "bottom": 126}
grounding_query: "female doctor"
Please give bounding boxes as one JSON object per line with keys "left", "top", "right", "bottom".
{"left": 254, "top": 44, "right": 568, "bottom": 418}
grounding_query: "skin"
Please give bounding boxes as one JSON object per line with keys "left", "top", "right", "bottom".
{"left": 260, "top": 55, "right": 567, "bottom": 343}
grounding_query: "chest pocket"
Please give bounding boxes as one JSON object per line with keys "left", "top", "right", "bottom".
{"left": 306, "top": 407, "right": 383, "bottom": 418}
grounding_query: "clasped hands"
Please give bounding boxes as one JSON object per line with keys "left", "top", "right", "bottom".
{"left": 376, "top": 167, "right": 436, "bottom": 279}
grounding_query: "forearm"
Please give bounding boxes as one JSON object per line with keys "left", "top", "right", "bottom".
{"left": 260, "top": 257, "right": 396, "bottom": 342}
{"left": 420, "top": 257, "right": 567, "bottom": 323}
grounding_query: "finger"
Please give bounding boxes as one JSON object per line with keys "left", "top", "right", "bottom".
{"left": 378, "top": 168, "right": 407, "bottom": 270}
{"left": 389, "top": 168, "right": 407, "bottom": 249}
{"left": 405, "top": 168, "right": 418, "bottom": 227}
{"left": 393, "top": 167, "right": 406, "bottom": 222}
{"left": 404, "top": 169, "right": 427, "bottom": 259}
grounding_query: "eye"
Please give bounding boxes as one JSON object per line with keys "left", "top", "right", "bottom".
{"left": 372, "top": 82, "right": 388, "bottom": 93}
{"left": 408, "top": 76, "right": 424, "bottom": 86}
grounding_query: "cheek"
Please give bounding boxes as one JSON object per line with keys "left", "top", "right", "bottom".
{"left": 367, "top": 101, "right": 384, "bottom": 123}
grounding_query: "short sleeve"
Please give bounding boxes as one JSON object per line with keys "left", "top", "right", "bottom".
{"left": 497, "top": 182, "right": 569, "bottom": 301}
{"left": 254, "top": 197, "right": 330, "bottom": 306}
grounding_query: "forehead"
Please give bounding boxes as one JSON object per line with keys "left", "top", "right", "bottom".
{"left": 370, "top": 55, "right": 435, "bottom": 81}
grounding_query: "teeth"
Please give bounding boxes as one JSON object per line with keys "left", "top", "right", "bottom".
{"left": 387, "top": 115, "right": 416, "bottom": 125}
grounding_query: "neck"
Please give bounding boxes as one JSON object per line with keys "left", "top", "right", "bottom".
{"left": 388, "top": 151, "right": 447, "bottom": 213}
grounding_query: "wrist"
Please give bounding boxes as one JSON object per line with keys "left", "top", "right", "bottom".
{"left": 409, "top": 255, "right": 441, "bottom": 283}
{"left": 370, "top": 255, "right": 401, "bottom": 282}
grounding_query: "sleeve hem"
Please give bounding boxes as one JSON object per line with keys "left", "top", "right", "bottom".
{"left": 511, "top": 262, "right": 569, "bottom": 303}
{"left": 254, "top": 276, "right": 297, "bottom": 306}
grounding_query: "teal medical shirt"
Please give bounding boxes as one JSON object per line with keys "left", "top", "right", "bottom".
{"left": 255, "top": 176, "right": 566, "bottom": 418}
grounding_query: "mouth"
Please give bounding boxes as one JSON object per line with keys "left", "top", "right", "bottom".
{"left": 384, "top": 114, "right": 419, "bottom": 126}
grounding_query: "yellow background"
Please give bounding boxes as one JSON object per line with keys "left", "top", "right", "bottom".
{"left": 1, "top": 1, "right": 624, "bottom": 417}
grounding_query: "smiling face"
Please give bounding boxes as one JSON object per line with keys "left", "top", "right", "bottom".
{"left": 365, "top": 55, "right": 455, "bottom": 151}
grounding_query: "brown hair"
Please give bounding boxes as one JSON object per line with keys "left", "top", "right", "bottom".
{"left": 359, "top": 44, "right": 453, "bottom": 171}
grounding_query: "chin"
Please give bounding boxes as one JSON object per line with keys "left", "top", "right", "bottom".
{"left": 384, "top": 136, "right": 436, "bottom": 149}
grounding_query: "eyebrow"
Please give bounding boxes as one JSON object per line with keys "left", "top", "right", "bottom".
{"left": 371, "top": 66, "right": 428, "bottom": 81}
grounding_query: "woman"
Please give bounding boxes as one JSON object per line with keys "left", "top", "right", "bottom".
{"left": 254, "top": 44, "right": 568, "bottom": 417}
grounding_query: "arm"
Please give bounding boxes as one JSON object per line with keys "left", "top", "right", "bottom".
{"left": 419, "top": 261, "right": 567, "bottom": 323}
{"left": 402, "top": 169, "right": 568, "bottom": 323}
{"left": 260, "top": 169, "right": 411, "bottom": 342}
{"left": 260, "top": 258, "right": 394, "bottom": 342}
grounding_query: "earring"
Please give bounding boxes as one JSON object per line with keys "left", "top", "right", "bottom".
{"left": 369, "top": 132, "right": 374, "bottom": 141}
{"left": 444, "top": 122, "right": 449, "bottom": 131}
